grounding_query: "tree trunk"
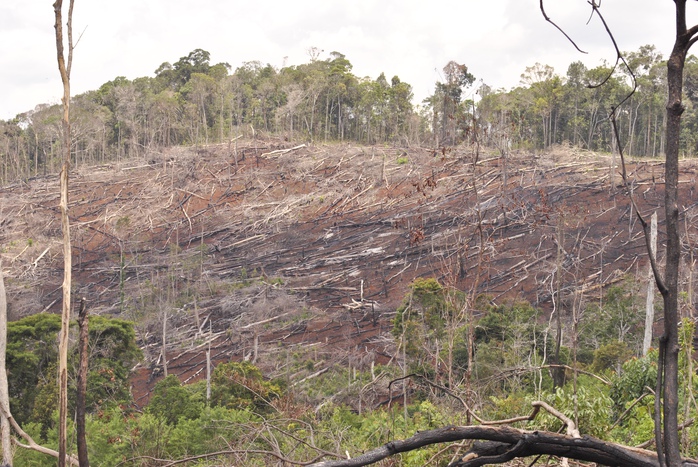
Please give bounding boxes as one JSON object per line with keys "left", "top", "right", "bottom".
{"left": 660, "top": 13, "right": 686, "bottom": 463}
{"left": 52, "top": 1, "right": 74, "bottom": 465}
{"left": 643, "top": 212, "right": 657, "bottom": 356}
{"left": 76, "top": 299, "right": 89, "bottom": 467}
{"left": 308, "top": 425, "right": 698, "bottom": 467}
{"left": 162, "top": 309, "right": 168, "bottom": 377}
{"left": 552, "top": 220, "right": 565, "bottom": 389}
{"left": 0, "top": 261, "right": 12, "bottom": 466}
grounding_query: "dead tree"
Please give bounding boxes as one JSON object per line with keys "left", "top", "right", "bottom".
{"left": 310, "top": 430, "right": 697, "bottom": 467}
{"left": 53, "top": 1, "right": 75, "bottom": 466}
{"left": 658, "top": 3, "right": 697, "bottom": 464}
{"left": 0, "top": 261, "right": 11, "bottom": 465}
{"left": 76, "top": 299, "right": 89, "bottom": 467}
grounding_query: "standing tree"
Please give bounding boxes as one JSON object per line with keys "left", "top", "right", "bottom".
{"left": 654, "top": 2, "right": 695, "bottom": 464}
{"left": 53, "top": 1, "right": 74, "bottom": 466}
{"left": 427, "top": 61, "right": 475, "bottom": 146}
{"left": 75, "top": 299, "right": 89, "bottom": 467}
{"left": 0, "top": 260, "right": 11, "bottom": 466}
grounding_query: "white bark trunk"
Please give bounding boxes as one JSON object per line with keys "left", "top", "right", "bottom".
{"left": 0, "top": 261, "right": 13, "bottom": 465}
{"left": 643, "top": 212, "right": 657, "bottom": 356}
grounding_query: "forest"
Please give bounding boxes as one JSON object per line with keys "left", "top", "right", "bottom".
{"left": 2, "top": 43, "right": 697, "bottom": 184}
{"left": 2, "top": 1, "right": 698, "bottom": 465}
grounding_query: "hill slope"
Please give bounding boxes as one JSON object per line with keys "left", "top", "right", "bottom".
{"left": 1, "top": 138, "right": 697, "bottom": 405}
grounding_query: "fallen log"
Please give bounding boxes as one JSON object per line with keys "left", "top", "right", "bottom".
{"left": 308, "top": 425, "right": 698, "bottom": 467}
{"left": 260, "top": 144, "right": 307, "bottom": 158}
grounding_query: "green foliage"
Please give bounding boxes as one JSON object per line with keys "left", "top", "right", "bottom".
{"left": 392, "top": 278, "right": 458, "bottom": 375}
{"left": 472, "top": 300, "right": 548, "bottom": 390}
{"left": 609, "top": 351, "right": 657, "bottom": 421}
{"left": 580, "top": 278, "right": 645, "bottom": 355}
{"left": 86, "top": 316, "right": 143, "bottom": 405}
{"left": 591, "top": 340, "right": 632, "bottom": 373}
{"left": 540, "top": 385, "right": 613, "bottom": 438}
{"left": 475, "top": 300, "right": 539, "bottom": 344}
{"left": 210, "top": 361, "right": 283, "bottom": 412}
{"left": 6, "top": 313, "right": 141, "bottom": 438}
{"left": 6, "top": 313, "right": 62, "bottom": 425}
{"left": 314, "top": 401, "right": 459, "bottom": 465}
{"left": 392, "top": 278, "right": 448, "bottom": 338}
{"left": 147, "top": 375, "right": 204, "bottom": 425}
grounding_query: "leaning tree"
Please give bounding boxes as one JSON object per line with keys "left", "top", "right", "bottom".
{"left": 306, "top": 1, "right": 698, "bottom": 466}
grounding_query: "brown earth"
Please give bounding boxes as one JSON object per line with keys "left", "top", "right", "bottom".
{"left": 1, "top": 138, "right": 697, "bottom": 407}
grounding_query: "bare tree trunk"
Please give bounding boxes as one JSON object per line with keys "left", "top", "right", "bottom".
{"left": 643, "top": 212, "right": 657, "bottom": 356}
{"left": 76, "top": 299, "right": 89, "bottom": 467}
{"left": 206, "top": 349, "right": 211, "bottom": 403}
{"left": 0, "top": 261, "right": 12, "bottom": 466}
{"left": 53, "top": 1, "right": 74, "bottom": 466}
{"left": 206, "top": 350, "right": 211, "bottom": 404}
{"left": 552, "top": 220, "right": 565, "bottom": 389}
{"left": 162, "top": 309, "right": 168, "bottom": 377}
{"left": 660, "top": 14, "right": 686, "bottom": 464}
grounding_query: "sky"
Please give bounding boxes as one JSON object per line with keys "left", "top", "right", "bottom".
{"left": 0, "top": 0, "right": 691, "bottom": 121}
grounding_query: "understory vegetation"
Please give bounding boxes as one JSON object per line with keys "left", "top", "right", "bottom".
{"left": 10, "top": 276, "right": 698, "bottom": 466}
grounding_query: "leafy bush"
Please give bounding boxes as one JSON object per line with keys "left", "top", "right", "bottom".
{"left": 609, "top": 351, "right": 657, "bottom": 422}
{"left": 580, "top": 278, "right": 645, "bottom": 354}
{"left": 147, "top": 375, "right": 204, "bottom": 425}
{"left": 6, "top": 313, "right": 141, "bottom": 438}
{"left": 540, "top": 385, "right": 612, "bottom": 438}
{"left": 392, "top": 278, "right": 455, "bottom": 375}
{"left": 211, "top": 361, "right": 284, "bottom": 412}
{"left": 591, "top": 340, "right": 632, "bottom": 373}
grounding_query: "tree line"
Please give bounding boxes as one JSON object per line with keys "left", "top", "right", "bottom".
{"left": 1, "top": 44, "right": 697, "bottom": 185}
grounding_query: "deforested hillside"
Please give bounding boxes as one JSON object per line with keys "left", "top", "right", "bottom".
{"left": 1, "top": 137, "right": 697, "bottom": 404}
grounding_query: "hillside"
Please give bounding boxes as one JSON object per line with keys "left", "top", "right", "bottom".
{"left": 1, "top": 137, "right": 697, "bottom": 406}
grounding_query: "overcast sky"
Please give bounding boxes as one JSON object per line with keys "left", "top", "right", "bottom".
{"left": 0, "top": 1, "right": 690, "bottom": 121}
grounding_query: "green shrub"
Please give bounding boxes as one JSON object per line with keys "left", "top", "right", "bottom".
{"left": 591, "top": 340, "right": 632, "bottom": 373}
{"left": 609, "top": 351, "right": 657, "bottom": 422}
{"left": 147, "top": 375, "right": 204, "bottom": 425}
{"left": 211, "top": 361, "right": 283, "bottom": 412}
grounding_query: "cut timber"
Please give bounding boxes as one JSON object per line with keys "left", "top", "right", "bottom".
{"left": 239, "top": 311, "right": 294, "bottom": 329}
{"left": 260, "top": 144, "right": 306, "bottom": 158}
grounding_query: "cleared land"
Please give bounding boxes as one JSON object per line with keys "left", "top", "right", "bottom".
{"left": 1, "top": 138, "right": 696, "bottom": 405}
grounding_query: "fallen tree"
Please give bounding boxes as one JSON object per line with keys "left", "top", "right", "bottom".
{"left": 309, "top": 425, "right": 698, "bottom": 467}
{"left": 307, "top": 399, "right": 698, "bottom": 467}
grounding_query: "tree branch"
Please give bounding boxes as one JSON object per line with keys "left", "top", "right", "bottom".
{"left": 307, "top": 424, "right": 698, "bottom": 467}
{"left": 539, "top": 0, "right": 587, "bottom": 53}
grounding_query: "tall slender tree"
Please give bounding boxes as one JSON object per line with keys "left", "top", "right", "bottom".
{"left": 656, "top": 2, "right": 696, "bottom": 465}
{"left": 52, "top": 1, "right": 74, "bottom": 466}
{"left": 75, "top": 299, "right": 89, "bottom": 467}
{"left": 0, "top": 260, "right": 11, "bottom": 467}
